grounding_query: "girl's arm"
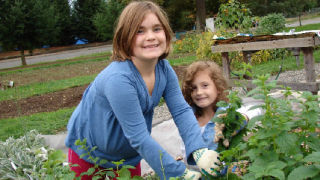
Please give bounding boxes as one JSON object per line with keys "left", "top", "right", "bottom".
{"left": 162, "top": 61, "right": 207, "bottom": 165}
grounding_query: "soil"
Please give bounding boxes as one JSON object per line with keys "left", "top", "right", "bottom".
{"left": 0, "top": 65, "right": 187, "bottom": 119}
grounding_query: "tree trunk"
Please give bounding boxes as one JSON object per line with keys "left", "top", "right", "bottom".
{"left": 299, "top": 14, "right": 302, "bottom": 26}
{"left": 196, "top": 0, "right": 206, "bottom": 32}
{"left": 20, "top": 49, "right": 27, "bottom": 66}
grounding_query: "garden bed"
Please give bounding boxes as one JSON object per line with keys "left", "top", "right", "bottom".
{"left": 0, "top": 66, "right": 187, "bottom": 119}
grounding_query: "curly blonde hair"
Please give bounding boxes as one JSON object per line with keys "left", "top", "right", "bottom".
{"left": 182, "top": 61, "right": 229, "bottom": 117}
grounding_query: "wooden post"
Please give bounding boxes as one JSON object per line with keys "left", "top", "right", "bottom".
{"left": 243, "top": 51, "right": 249, "bottom": 63}
{"left": 222, "top": 52, "right": 230, "bottom": 79}
{"left": 301, "top": 47, "right": 316, "bottom": 82}
{"left": 290, "top": 48, "right": 300, "bottom": 67}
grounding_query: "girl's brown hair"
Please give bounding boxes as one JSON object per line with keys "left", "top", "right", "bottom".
{"left": 111, "top": 1, "right": 173, "bottom": 61}
{"left": 182, "top": 61, "right": 229, "bottom": 117}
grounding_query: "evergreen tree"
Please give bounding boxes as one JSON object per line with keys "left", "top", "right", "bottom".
{"left": 0, "top": 0, "right": 58, "bottom": 65}
{"left": 93, "top": 0, "right": 125, "bottom": 41}
{"left": 71, "top": 0, "right": 105, "bottom": 42}
{"left": 51, "top": 0, "right": 74, "bottom": 45}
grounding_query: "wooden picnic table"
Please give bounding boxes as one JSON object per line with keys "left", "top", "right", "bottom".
{"left": 211, "top": 32, "right": 320, "bottom": 93}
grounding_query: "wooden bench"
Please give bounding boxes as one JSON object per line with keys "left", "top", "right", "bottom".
{"left": 211, "top": 32, "right": 320, "bottom": 94}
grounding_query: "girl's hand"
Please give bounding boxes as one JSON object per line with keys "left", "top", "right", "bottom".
{"left": 192, "top": 148, "right": 221, "bottom": 177}
{"left": 214, "top": 121, "right": 225, "bottom": 143}
{"left": 214, "top": 113, "right": 249, "bottom": 147}
{"left": 181, "top": 168, "right": 201, "bottom": 180}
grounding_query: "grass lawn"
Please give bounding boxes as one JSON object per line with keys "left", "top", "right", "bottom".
{"left": 284, "top": 23, "right": 320, "bottom": 32}
{"left": 0, "top": 107, "right": 74, "bottom": 141}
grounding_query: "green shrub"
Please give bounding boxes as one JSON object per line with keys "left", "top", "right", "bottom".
{"left": 220, "top": 75, "right": 320, "bottom": 179}
{"left": 215, "top": 0, "right": 252, "bottom": 34}
{"left": 0, "top": 130, "right": 75, "bottom": 179}
{"left": 173, "top": 32, "right": 200, "bottom": 54}
{"left": 255, "top": 13, "right": 286, "bottom": 35}
{"left": 196, "top": 31, "right": 222, "bottom": 64}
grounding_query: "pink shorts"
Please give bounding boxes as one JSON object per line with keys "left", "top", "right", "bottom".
{"left": 68, "top": 148, "right": 141, "bottom": 180}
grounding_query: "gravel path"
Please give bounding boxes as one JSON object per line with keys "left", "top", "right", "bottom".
{"left": 270, "top": 63, "right": 320, "bottom": 82}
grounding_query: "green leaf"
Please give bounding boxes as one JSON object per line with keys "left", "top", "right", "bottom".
{"left": 80, "top": 167, "right": 95, "bottom": 176}
{"left": 306, "top": 136, "right": 320, "bottom": 151}
{"left": 131, "top": 176, "right": 144, "bottom": 180}
{"left": 112, "top": 159, "right": 125, "bottom": 166}
{"left": 288, "top": 165, "right": 320, "bottom": 180}
{"left": 118, "top": 168, "right": 131, "bottom": 179}
{"left": 275, "top": 132, "right": 298, "bottom": 154}
{"left": 47, "top": 150, "right": 66, "bottom": 163}
{"left": 105, "top": 171, "right": 116, "bottom": 178}
{"left": 266, "top": 161, "right": 287, "bottom": 170}
{"left": 99, "top": 159, "right": 108, "bottom": 165}
{"left": 79, "top": 154, "right": 87, "bottom": 159}
{"left": 216, "top": 101, "right": 228, "bottom": 107}
{"left": 303, "top": 152, "right": 320, "bottom": 163}
{"left": 247, "top": 115, "right": 263, "bottom": 129}
{"left": 122, "top": 165, "right": 136, "bottom": 170}
{"left": 92, "top": 176, "right": 101, "bottom": 180}
{"left": 242, "top": 172, "right": 256, "bottom": 180}
{"left": 75, "top": 139, "right": 81, "bottom": 146}
{"left": 266, "top": 169, "right": 285, "bottom": 180}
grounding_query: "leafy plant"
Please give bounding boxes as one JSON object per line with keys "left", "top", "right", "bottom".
{"left": 75, "top": 138, "right": 144, "bottom": 180}
{"left": 215, "top": 0, "right": 252, "bottom": 34}
{"left": 212, "top": 91, "right": 248, "bottom": 154}
{"left": 173, "top": 32, "right": 200, "bottom": 54}
{"left": 196, "top": 31, "right": 222, "bottom": 65}
{"left": 0, "top": 130, "right": 74, "bottom": 179}
{"left": 221, "top": 74, "right": 320, "bottom": 179}
{"left": 255, "top": 13, "right": 286, "bottom": 35}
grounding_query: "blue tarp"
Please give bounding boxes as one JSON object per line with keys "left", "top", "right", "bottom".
{"left": 75, "top": 38, "right": 88, "bottom": 45}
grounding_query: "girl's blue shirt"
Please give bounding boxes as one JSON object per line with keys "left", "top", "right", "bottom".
{"left": 202, "top": 107, "right": 227, "bottom": 151}
{"left": 65, "top": 59, "right": 206, "bottom": 179}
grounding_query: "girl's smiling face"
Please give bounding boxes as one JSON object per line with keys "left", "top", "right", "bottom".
{"left": 131, "top": 12, "right": 167, "bottom": 62}
{"left": 191, "top": 70, "right": 219, "bottom": 110}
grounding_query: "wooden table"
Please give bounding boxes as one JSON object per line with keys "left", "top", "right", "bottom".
{"left": 211, "top": 32, "right": 320, "bottom": 93}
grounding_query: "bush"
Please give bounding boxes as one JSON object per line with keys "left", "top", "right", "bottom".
{"left": 196, "top": 31, "right": 222, "bottom": 64}
{"left": 220, "top": 75, "right": 320, "bottom": 179}
{"left": 173, "top": 32, "right": 200, "bottom": 54}
{"left": 215, "top": 0, "right": 252, "bottom": 34}
{"left": 0, "top": 130, "right": 75, "bottom": 179}
{"left": 255, "top": 13, "right": 286, "bottom": 35}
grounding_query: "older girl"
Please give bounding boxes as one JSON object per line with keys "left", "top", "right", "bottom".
{"left": 65, "top": 1, "right": 220, "bottom": 179}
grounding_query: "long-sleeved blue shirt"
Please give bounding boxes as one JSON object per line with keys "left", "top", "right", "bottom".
{"left": 65, "top": 59, "right": 207, "bottom": 179}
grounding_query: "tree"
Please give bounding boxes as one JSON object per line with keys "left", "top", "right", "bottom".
{"left": 287, "top": 0, "right": 318, "bottom": 26}
{"left": 0, "top": 0, "right": 58, "bottom": 65}
{"left": 163, "top": 0, "right": 195, "bottom": 31}
{"left": 71, "top": 0, "right": 107, "bottom": 42}
{"left": 51, "top": 0, "right": 74, "bottom": 45}
{"left": 196, "top": 0, "right": 206, "bottom": 32}
{"left": 93, "top": 0, "right": 125, "bottom": 41}
{"left": 243, "top": 0, "right": 319, "bottom": 17}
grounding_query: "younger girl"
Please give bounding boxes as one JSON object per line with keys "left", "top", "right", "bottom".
{"left": 65, "top": 1, "right": 220, "bottom": 180}
{"left": 181, "top": 61, "right": 244, "bottom": 173}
